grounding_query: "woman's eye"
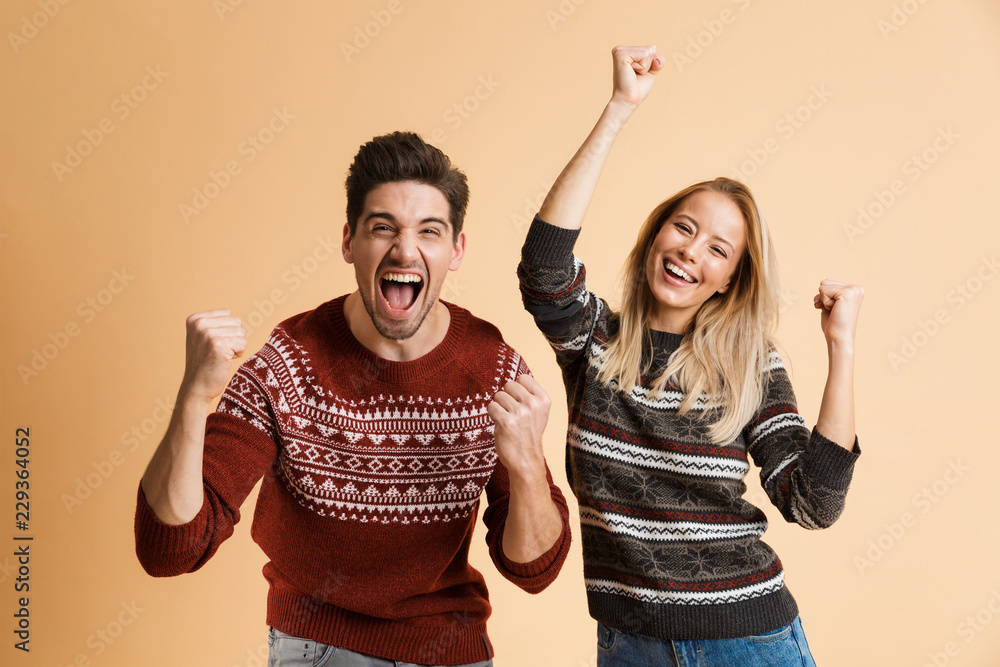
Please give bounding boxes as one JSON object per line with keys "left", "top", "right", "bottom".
{"left": 712, "top": 247, "right": 727, "bottom": 258}
{"left": 674, "top": 222, "right": 690, "bottom": 233}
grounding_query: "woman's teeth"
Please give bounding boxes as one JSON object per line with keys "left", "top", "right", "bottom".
{"left": 665, "top": 261, "right": 695, "bottom": 283}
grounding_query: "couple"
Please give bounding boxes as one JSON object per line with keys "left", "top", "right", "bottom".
{"left": 135, "top": 46, "right": 862, "bottom": 667}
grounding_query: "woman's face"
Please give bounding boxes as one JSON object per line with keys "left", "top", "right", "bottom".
{"left": 643, "top": 190, "right": 748, "bottom": 333}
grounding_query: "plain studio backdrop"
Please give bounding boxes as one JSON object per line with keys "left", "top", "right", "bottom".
{"left": 2, "top": 1, "right": 999, "bottom": 665}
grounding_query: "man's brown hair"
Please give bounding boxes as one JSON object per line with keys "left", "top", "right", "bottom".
{"left": 345, "top": 131, "right": 469, "bottom": 239}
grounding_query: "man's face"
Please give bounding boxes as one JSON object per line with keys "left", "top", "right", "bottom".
{"left": 342, "top": 180, "right": 465, "bottom": 340}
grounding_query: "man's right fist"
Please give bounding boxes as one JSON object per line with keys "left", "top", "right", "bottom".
{"left": 181, "top": 309, "right": 247, "bottom": 403}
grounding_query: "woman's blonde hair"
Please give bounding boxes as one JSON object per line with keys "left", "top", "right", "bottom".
{"left": 596, "top": 177, "right": 780, "bottom": 445}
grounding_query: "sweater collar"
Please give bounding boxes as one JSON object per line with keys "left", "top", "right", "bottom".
{"left": 648, "top": 327, "right": 685, "bottom": 354}
{"left": 324, "top": 295, "right": 468, "bottom": 384}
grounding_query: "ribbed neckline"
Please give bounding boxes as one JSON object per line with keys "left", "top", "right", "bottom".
{"left": 648, "top": 327, "right": 685, "bottom": 352}
{"left": 322, "top": 295, "right": 468, "bottom": 384}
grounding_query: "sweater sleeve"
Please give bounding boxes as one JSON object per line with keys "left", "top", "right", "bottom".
{"left": 134, "top": 357, "right": 279, "bottom": 576}
{"left": 518, "top": 216, "right": 606, "bottom": 367}
{"left": 482, "top": 461, "right": 572, "bottom": 594}
{"left": 743, "top": 350, "right": 861, "bottom": 530}
{"left": 480, "top": 351, "right": 571, "bottom": 593}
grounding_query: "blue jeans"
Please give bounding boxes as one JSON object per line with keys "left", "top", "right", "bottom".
{"left": 267, "top": 627, "right": 493, "bottom": 667}
{"left": 596, "top": 617, "right": 817, "bottom": 666}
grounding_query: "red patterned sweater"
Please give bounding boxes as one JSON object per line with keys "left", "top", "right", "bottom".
{"left": 134, "top": 295, "right": 571, "bottom": 665}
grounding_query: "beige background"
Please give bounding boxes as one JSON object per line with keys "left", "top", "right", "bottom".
{"left": 2, "top": 1, "right": 999, "bottom": 665}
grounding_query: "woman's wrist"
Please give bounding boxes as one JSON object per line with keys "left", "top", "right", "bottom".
{"left": 826, "top": 337, "right": 856, "bottom": 359}
{"left": 605, "top": 97, "right": 638, "bottom": 125}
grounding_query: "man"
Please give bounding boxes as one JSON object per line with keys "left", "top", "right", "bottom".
{"left": 135, "top": 131, "right": 570, "bottom": 666}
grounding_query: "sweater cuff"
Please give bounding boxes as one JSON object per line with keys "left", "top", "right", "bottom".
{"left": 134, "top": 484, "right": 210, "bottom": 563}
{"left": 802, "top": 429, "right": 861, "bottom": 491}
{"left": 521, "top": 216, "right": 581, "bottom": 269}
{"left": 497, "top": 519, "right": 568, "bottom": 582}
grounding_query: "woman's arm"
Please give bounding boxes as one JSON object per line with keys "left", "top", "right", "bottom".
{"left": 813, "top": 279, "right": 864, "bottom": 450}
{"left": 538, "top": 45, "right": 665, "bottom": 231}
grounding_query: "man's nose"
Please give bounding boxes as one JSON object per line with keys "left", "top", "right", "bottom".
{"left": 390, "top": 232, "right": 420, "bottom": 263}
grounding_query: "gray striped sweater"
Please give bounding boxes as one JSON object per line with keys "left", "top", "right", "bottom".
{"left": 518, "top": 216, "right": 860, "bottom": 640}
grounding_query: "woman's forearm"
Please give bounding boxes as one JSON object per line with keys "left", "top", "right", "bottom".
{"left": 538, "top": 100, "right": 636, "bottom": 231}
{"left": 538, "top": 45, "right": 664, "bottom": 231}
{"left": 815, "top": 341, "right": 856, "bottom": 450}
{"left": 812, "top": 281, "right": 864, "bottom": 450}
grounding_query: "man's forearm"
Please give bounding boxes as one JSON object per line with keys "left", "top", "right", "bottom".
{"left": 501, "top": 467, "right": 564, "bottom": 563}
{"left": 139, "top": 390, "right": 211, "bottom": 525}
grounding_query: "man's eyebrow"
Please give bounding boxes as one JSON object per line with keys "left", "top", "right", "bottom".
{"left": 420, "top": 216, "right": 450, "bottom": 227}
{"left": 363, "top": 211, "right": 396, "bottom": 224}
{"left": 674, "top": 213, "right": 735, "bottom": 252}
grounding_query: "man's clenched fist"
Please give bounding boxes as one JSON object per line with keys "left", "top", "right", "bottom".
{"left": 488, "top": 374, "right": 551, "bottom": 478}
{"left": 181, "top": 309, "right": 247, "bottom": 403}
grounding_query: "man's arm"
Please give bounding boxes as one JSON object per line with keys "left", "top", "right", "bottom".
{"left": 538, "top": 45, "right": 664, "bottom": 232}
{"left": 140, "top": 310, "right": 247, "bottom": 525}
{"left": 487, "top": 374, "right": 564, "bottom": 562}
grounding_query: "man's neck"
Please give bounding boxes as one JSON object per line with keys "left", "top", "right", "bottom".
{"left": 342, "top": 291, "right": 451, "bottom": 362}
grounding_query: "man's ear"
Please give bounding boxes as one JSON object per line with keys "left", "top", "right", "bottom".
{"left": 449, "top": 231, "right": 466, "bottom": 271}
{"left": 342, "top": 223, "right": 354, "bottom": 263}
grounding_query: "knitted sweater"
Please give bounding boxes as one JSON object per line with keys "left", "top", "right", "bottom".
{"left": 518, "top": 217, "right": 859, "bottom": 640}
{"left": 134, "top": 295, "right": 571, "bottom": 665}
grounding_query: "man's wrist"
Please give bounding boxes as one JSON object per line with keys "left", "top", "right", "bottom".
{"left": 503, "top": 454, "right": 548, "bottom": 490}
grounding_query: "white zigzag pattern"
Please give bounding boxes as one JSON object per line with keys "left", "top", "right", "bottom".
{"left": 766, "top": 350, "right": 785, "bottom": 372}
{"left": 570, "top": 424, "right": 749, "bottom": 480}
{"left": 763, "top": 452, "right": 799, "bottom": 486}
{"left": 221, "top": 325, "right": 524, "bottom": 522}
{"left": 586, "top": 570, "right": 785, "bottom": 605}
{"left": 579, "top": 507, "right": 767, "bottom": 543}
{"left": 615, "top": 377, "right": 714, "bottom": 412}
{"left": 748, "top": 412, "right": 806, "bottom": 448}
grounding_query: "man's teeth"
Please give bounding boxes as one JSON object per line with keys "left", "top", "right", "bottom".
{"left": 382, "top": 272, "right": 422, "bottom": 283}
{"left": 665, "top": 262, "right": 695, "bottom": 283}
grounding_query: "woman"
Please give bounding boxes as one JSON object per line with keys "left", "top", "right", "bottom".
{"left": 518, "top": 46, "right": 863, "bottom": 665}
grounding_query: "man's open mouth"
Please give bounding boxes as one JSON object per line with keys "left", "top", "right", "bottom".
{"left": 379, "top": 272, "right": 424, "bottom": 312}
